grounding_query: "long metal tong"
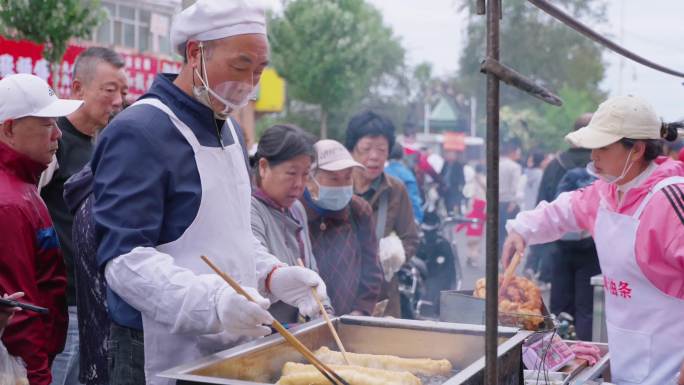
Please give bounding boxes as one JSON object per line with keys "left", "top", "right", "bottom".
{"left": 201, "top": 256, "right": 350, "bottom": 385}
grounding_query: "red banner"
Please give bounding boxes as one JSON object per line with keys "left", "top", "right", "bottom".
{"left": 0, "top": 36, "right": 181, "bottom": 98}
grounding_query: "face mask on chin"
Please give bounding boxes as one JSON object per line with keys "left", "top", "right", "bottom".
{"left": 586, "top": 148, "right": 634, "bottom": 185}
{"left": 192, "top": 42, "right": 255, "bottom": 120}
{"left": 312, "top": 178, "right": 354, "bottom": 211}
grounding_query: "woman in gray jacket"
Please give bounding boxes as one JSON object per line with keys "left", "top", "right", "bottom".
{"left": 251, "top": 124, "right": 331, "bottom": 324}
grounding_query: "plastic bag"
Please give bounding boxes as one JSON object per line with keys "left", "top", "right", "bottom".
{"left": 378, "top": 233, "right": 405, "bottom": 282}
{"left": 522, "top": 333, "right": 575, "bottom": 372}
{"left": 0, "top": 339, "right": 28, "bottom": 385}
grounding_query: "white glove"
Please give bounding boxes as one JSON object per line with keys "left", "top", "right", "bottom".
{"left": 379, "top": 233, "right": 406, "bottom": 282}
{"left": 217, "top": 286, "right": 273, "bottom": 338}
{"left": 269, "top": 266, "right": 328, "bottom": 318}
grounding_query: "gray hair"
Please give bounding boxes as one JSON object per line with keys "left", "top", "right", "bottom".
{"left": 72, "top": 47, "right": 125, "bottom": 84}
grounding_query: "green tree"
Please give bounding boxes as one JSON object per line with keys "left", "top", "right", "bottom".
{"left": 499, "top": 106, "right": 545, "bottom": 150}
{"left": 538, "top": 85, "right": 600, "bottom": 148}
{"left": 0, "top": 0, "right": 103, "bottom": 90}
{"left": 457, "top": 0, "right": 607, "bottom": 149}
{"left": 413, "top": 62, "right": 433, "bottom": 99}
{"left": 499, "top": 85, "right": 599, "bottom": 152}
{"left": 268, "top": 0, "right": 405, "bottom": 138}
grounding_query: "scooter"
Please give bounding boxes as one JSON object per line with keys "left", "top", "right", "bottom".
{"left": 397, "top": 256, "right": 428, "bottom": 320}
{"left": 414, "top": 212, "right": 478, "bottom": 319}
{"left": 398, "top": 182, "right": 477, "bottom": 319}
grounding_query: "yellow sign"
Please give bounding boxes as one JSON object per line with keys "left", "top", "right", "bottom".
{"left": 255, "top": 67, "right": 286, "bottom": 112}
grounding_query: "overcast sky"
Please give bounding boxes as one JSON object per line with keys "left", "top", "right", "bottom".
{"left": 365, "top": 0, "right": 684, "bottom": 121}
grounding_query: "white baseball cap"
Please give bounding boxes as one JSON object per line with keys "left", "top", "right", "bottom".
{"left": 0, "top": 74, "right": 83, "bottom": 123}
{"left": 171, "top": 0, "right": 268, "bottom": 54}
{"left": 314, "top": 139, "right": 365, "bottom": 171}
{"left": 565, "top": 95, "right": 662, "bottom": 149}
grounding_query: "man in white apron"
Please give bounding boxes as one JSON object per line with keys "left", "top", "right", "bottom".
{"left": 501, "top": 96, "right": 684, "bottom": 385}
{"left": 90, "top": 2, "right": 329, "bottom": 384}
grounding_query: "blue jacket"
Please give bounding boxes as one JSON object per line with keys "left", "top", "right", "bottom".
{"left": 90, "top": 74, "right": 248, "bottom": 330}
{"left": 385, "top": 160, "right": 423, "bottom": 223}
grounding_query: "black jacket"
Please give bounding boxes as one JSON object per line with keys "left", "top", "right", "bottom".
{"left": 536, "top": 148, "right": 592, "bottom": 204}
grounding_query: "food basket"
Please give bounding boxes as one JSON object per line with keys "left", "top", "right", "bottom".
{"left": 439, "top": 290, "right": 555, "bottom": 332}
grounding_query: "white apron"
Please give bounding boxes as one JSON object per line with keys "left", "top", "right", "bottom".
{"left": 133, "top": 98, "right": 257, "bottom": 385}
{"left": 593, "top": 176, "right": 684, "bottom": 385}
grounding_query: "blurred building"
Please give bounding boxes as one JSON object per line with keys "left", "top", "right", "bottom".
{"left": 0, "top": 0, "right": 284, "bottom": 145}
{"left": 88, "top": 0, "right": 182, "bottom": 57}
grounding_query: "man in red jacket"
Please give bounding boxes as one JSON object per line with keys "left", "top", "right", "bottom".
{"left": 0, "top": 73, "right": 83, "bottom": 385}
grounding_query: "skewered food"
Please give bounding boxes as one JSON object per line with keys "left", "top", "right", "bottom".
{"left": 474, "top": 276, "right": 544, "bottom": 330}
{"left": 314, "top": 346, "right": 453, "bottom": 376}
{"left": 276, "top": 362, "right": 422, "bottom": 385}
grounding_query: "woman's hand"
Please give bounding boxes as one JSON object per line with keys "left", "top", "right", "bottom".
{"left": 501, "top": 231, "right": 526, "bottom": 268}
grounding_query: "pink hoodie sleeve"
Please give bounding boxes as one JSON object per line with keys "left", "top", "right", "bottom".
{"left": 506, "top": 184, "right": 600, "bottom": 245}
{"left": 635, "top": 190, "right": 684, "bottom": 300}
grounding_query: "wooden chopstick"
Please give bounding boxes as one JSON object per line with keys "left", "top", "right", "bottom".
{"left": 201, "top": 256, "right": 350, "bottom": 385}
{"left": 296, "top": 259, "right": 352, "bottom": 366}
{"left": 499, "top": 251, "right": 522, "bottom": 297}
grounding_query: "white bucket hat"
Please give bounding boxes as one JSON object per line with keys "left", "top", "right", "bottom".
{"left": 565, "top": 95, "right": 661, "bottom": 149}
{"left": 0, "top": 74, "right": 83, "bottom": 123}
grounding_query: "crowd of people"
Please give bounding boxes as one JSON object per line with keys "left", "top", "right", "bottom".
{"left": 1, "top": 1, "right": 683, "bottom": 385}
{"left": 0, "top": 2, "right": 421, "bottom": 383}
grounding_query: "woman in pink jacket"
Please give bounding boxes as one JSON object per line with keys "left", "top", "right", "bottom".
{"left": 502, "top": 95, "right": 684, "bottom": 385}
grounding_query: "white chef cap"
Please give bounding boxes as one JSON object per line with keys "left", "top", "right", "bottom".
{"left": 171, "top": 0, "right": 268, "bottom": 55}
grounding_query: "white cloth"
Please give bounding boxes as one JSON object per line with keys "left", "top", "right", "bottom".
{"left": 594, "top": 176, "right": 684, "bottom": 385}
{"left": 499, "top": 156, "right": 522, "bottom": 203}
{"left": 171, "top": 0, "right": 267, "bottom": 53}
{"left": 427, "top": 153, "right": 445, "bottom": 174}
{"left": 103, "top": 98, "right": 281, "bottom": 385}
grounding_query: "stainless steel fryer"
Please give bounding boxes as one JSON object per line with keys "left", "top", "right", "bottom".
{"left": 160, "top": 316, "right": 532, "bottom": 385}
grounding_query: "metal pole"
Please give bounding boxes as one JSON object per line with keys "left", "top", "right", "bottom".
{"left": 424, "top": 101, "right": 430, "bottom": 135}
{"left": 485, "top": 0, "right": 501, "bottom": 383}
{"left": 470, "top": 96, "right": 477, "bottom": 137}
{"left": 480, "top": 58, "right": 563, "bottom": 106}
{"left": 528, "top": 0, "right": 684, "bottom": 78}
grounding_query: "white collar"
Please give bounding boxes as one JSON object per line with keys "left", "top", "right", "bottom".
{"left": 618, "top": 161, "right": 658, "bottom": 194}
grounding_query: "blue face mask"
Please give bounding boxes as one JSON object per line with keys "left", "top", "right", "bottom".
{"left": 314, "top": 184, "right": 354, "bottom": 211}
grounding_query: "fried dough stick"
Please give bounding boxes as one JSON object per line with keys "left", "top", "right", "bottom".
{"left": 314, "top": 347, "right": 452, "bottom": 376}
{"left": 277, "top": 362, "right": 421, "bottom": 385}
